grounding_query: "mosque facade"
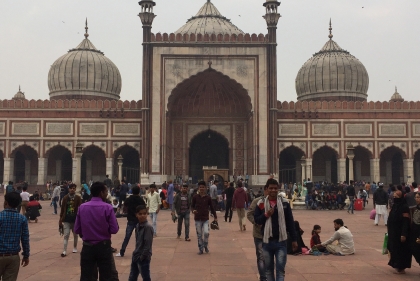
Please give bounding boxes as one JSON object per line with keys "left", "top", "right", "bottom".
{"left": 1, "top": 0, "right": 419, "bottom": 188}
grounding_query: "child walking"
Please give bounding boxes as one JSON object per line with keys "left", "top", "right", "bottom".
{"left": 310, "top": 225, "right": 327, "bottom": 252}
{"left": 128, "top": 205, "right": 154, "bottom": 281}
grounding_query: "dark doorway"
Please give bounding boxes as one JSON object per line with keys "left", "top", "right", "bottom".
{"left": 313, "top": 146, "right": 338, "bottom": 183}
{"left": 189, "top": 130, "right": 229, "bottom": 182}
{"left": 279, "top": 146, "right": 304, "bottom": 184}
{"left": 113, "top": 145, "right": 140, "bottom": 184}
{"left": 14, "top": 151, "right": 25, "bottom": 183}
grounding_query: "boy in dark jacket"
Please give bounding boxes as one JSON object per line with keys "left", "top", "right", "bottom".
{"left": 171, "top": 184, "right": 192, "bottom": 241}
{"left": 129, "top": 205, "right": 154, "bottom": 281}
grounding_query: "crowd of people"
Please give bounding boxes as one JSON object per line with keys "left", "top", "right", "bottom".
{"left": 3, "top": 174, "right": 420, "bottom": 280}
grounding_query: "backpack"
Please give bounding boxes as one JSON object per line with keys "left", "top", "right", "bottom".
{"left": 6, "top": 185, "right": 14, "bottom": 193}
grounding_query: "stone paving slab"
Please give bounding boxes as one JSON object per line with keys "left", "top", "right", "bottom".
{"left": 1, "top": 196, "right": 419, "bottom": 280}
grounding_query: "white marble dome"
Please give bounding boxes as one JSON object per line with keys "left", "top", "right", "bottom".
{"left": 295, "top": 25, "right": 369, "bottom": 101}
{"left": 390, "top": 87, "right": 404, "bottom": 102}
{"left": 175, "top": 0, "right": 243, "bottom": 35}
{"left": 12, "top": 86, "right": 25, "bottom": 100}
{"left": 48, "top": 27, "right": 121, "bottom": 101}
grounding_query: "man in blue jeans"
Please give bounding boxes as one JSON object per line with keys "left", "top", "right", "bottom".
{"left": 254, "top": 179, "right": 297, "bottom": 281}
{"left": 171, "top": 184, "right": 192, "bottom": 241}
{"left": 192, "top": 181, "right": 217, "bottom": 255}
{"left": 116, "top": 186, "right": 146, "bottom": 257}
{"left": 247, "top": 184, "right": 269, "bottom": 281}
{"left": 347, "top": 181, "right": 356, "bottom": 214}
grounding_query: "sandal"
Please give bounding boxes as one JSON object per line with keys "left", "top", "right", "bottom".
{"left": 185, "top": 238, "right": 191, "bottom": 241}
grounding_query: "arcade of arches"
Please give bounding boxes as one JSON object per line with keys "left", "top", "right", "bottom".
{"left": 2, "top": 144, "right": 141, "bottom": 186}
{"left": 279, "top": 145, "right": 420, "bottom": 185}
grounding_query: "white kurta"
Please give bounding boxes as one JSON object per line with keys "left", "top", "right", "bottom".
{"left": 375, "top": 204, "right": 388, "bottom": 215}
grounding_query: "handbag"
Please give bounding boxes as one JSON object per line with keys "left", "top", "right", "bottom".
{"left": 382, "top": 233, "right": 388, "bottom": 255}
{"left": 370, "top": 209, "right": 376, "bottom": 220}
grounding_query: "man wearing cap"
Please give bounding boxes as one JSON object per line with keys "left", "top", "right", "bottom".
{"left": 373, "top": 182, "right": 388, "bottom": 226}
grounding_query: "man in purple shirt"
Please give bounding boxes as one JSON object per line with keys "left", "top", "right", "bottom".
{"left": 74, "top": 182, "right": 119, "bottom": 281}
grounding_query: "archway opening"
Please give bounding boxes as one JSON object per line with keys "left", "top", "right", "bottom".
{"left": 313, "top": 146, "right": 338, "bottom": 183}
{"left": 279, "top": 146, "right": 305, "bottom": 185}
{"left": 46, "top": 146, "right": 73, "bottom": 182}
{"left": 113, "top": 145, "right": 140, "bottom": 184}
{"left": 12, "top": 145, "right": 38, "bottom": 185}
{"left": 189, "top": 130, "right": 229, "bottom": 182}
{"left": 81, "top": 146, "right": 106, "bottom": 183}
{"left": 380, "top": 146, "right": 405, "bottom": 185}
{"left": 347, "top": 146, "right": 372, "bottom": 182}
{"left": 414, "top": 149, "right": 420, "bottom": 183}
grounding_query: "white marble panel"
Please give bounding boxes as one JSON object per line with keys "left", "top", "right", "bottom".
{"left": 12, "top": 123, "right": 39, "bottom": 135}
{"left": 46, "top": 123, "right": 73, "bottom": 135}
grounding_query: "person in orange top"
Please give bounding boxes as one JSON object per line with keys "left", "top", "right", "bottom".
{"left": 365, "top": 182, "right": 371, "bottom": 198}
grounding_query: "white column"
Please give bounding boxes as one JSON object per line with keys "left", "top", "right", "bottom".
{"left": 403, "top": 159, "right": 414, "bottom": 184}
{"left": 24, "top": 160, "right": 31, "bottom": 183}
{"left": 72, "top": 157, "right": 82, "bottom": 190}
{"left": 3, "top": 158, "right": 14, "bottom": 185}
{"left": 348, "top": 156, "right": 354, "bottom": 182}
{"left": 370, "top": 158, "right": 380, "bottom": 183}
{"left": 337, "top": 158, "right": 346, "bottom": 183}
{"left": 325, "top": 160, "right": 331, "bottom": 183}
{"left": 301, "top": 161, "right": 306, "bottom": 184}
{"left": 106, "top": 158, "right": 113, "bottom": 180}
{"left": 55, "top": 160, "right": 62, "bottom": 182}
{"left": 118, "top": 161, "right": 123, "bottom": 181}
{"left": 37, "top": 158, "right": 47, "bottom": 185}
{"left": 355, "top": 161, "right": 362, "bottom": 181}
{"left": 386, "top": 161, "right": 392, "bottom": 184}
{"left": 86, "top": 160, "right": 92, "bottom": 182}
{"left": 305, "top": 158, "right": 312, "bottom": 181}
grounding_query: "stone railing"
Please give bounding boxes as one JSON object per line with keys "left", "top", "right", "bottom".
{"left": 0, "top": 99, "right": 143, "bottom": 110}
{"left": 277, "top": 100, "right": 420, "bottom": 111}
{"left": 150, "top": 32, "right": 268, "bottom": 43}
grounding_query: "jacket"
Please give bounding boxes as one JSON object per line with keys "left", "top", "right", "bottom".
{"left": 224, "top": 187, "right": 235, "bottom": 201}
{"left": 172, "top": 192, "right": 191, "bottom": 214}
{"left": 232, "top": 188, "right": 248, "bottom": 209}
{"left": 124, "top": 195, "right": 146, "bottom": 222}
{"left": 254, "top": 196, "right": 297, "bottom": 242}
{"left": 59, "top": 194, "right": 82, "bottom": 223}
{"left": 191, "top": 194, "right": 217, "bottom": 221}
{"left": 132, "top": 221, "right": 154, "bottom": 262}
{"left": 373, "top": 188, "right": 388, "bottom": 205}
{"left": 247, "top": 196, "right": 264, "bottom": 239}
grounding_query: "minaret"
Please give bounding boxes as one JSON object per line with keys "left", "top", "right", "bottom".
{"left": 138, "top": 1, "right": 156, "bottom": 179}
{"left": 263, "top": 0, "right": 281, "bottom": 177}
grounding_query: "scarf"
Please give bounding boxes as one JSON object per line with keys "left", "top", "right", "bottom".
{"left": 263, "top": 195, "right": 288, "bottom": 243}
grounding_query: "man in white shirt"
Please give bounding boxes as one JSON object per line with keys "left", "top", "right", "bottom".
{"left": 209, "top": 180, "right": 218, "bottom": 211}
{"left": 20, "top": 186, "right": 30, "bottom": 215}
{"left": 146, "top": 184, "right": 161, "bottom": 237}
{"left": 316, "top": 218, "right": 355, "bottom": 255}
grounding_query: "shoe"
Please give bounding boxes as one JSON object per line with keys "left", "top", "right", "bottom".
{"left": 385, "top": 224, "right": 387, "bottom": 226}
{"left": 153, "top": 234, "right": 157, "bottom": 238}
{"left": 177, "top": 235, "right": 181, "bottom": 239}
{"left": 224, "top": 219, "right": 227, "bottom": 222}
{"left": 243, "top": 225, "right": 246, "bottom": 231}
{"left": 61, "top": 251, "right": 66, "bottom": 257}
{"left": 112, "top": 247, "right": 117, "bottom": 253}
{"left": 204, "top": 247, "right": 209, "bottom": 253}
{"left": 116, "top": 253, "right": 123, "bottom": 257}
{"left": 35, "top": 218, "right": 38, "bottom": 223}
{"left": 198, "top": 250, "right": 203, "bottom": 255}
{"left": 375, "top": 224, "right": 378, "bottom": 226}
{"left": 185, "top": 238, "right": 191, "bottom": 241}
{"left": 52, "top": 212, "right": 57, "bottom": 215}
{"left": 72, "top": 248, "right": 77, "bottom": 253}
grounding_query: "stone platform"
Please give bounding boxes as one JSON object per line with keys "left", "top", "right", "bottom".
{"left": 1, "top": 195, "right": 419, "bottom": 280}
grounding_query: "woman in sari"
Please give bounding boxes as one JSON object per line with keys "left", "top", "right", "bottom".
{"left": 411, "top": 192, "right": 420, "bottom": 265}
{"left": 387, "top": 190, "right": 411, "bottom": 274}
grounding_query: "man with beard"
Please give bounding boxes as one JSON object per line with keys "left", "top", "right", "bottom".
{"left": 315, "top": 218, "right": 355, "bottom": 255}
{"left": 171, "top": 184, "right": 192, "bottom": 241}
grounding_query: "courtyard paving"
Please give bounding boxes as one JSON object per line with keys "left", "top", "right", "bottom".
{"left": 2, "top": 195, "right": 419, "bottom": 281}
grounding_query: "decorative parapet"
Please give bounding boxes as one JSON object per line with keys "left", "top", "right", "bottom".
{"left": 0, "top": 99, "right": 143, "bottom": 110}
{"left": 277, "top": 100, "right": 420, "bottom": 111}
{"left": 150, "top": 32, "right": 268, "bottom": 43}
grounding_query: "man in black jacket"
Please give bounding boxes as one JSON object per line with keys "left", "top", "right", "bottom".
{"left": 224, "top": 181, "right": 235, "bottom": 222}
{"left": 116, "top": 186, "right": 146, "bottom": 257}
{"left": 346, "top": 181, "right": 356, "bottom": 214}
{"left": 171, "top": 184, "right": 192, "bottom": 241}
{"left": 373, "top": 182, "right": 388, "bottom": 226}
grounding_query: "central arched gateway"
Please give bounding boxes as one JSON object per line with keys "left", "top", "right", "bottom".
{"left": 189, "top": 130, "right": 229, "bottom": 182}
{"left": 165, "top": 68, "right": 253, "bottom": 182}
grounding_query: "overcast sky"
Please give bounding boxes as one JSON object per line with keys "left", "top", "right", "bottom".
{"left": 0, "top": 0, "right": 419, "bottom": 102}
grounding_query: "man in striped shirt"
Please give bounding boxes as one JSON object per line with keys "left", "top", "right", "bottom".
{"left": 0, "top": 191, "right": 30, "bottom": 280}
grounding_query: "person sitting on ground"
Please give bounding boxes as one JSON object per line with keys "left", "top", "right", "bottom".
{"left": 315, "top": 218, "right": 355, "bottom": 255}
{"left": 336, "top": 191, "right": 345, "bottom": 210}
{"left": 288, "top": 221, "right": 309, "bottom": 255}
{"left": 33, "top": 190, "right": 40, "bottom": 201}
{"left": 112, "top": 199, "right": 119, "bottom": 214}
{"left": 310, "top": 225, "right": 327, "bottom": 252}
{"left": 26, "top": 196, "right": 42, "bottom": 223}
{"left": 357, "top": 188, "right": 368, "bottom": 208}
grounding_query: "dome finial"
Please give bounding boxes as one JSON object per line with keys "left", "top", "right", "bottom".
{"left": 84, "top": 18, "right": 89, "bottom": 39}
{"left": 328, "top": 18, "right": 333, "bottom": 39}
{"left": 395, "top": 86, "right": 398, "bottom": 93}
{"left": 19, "top": 85, "right": 21, "bottom": 92}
